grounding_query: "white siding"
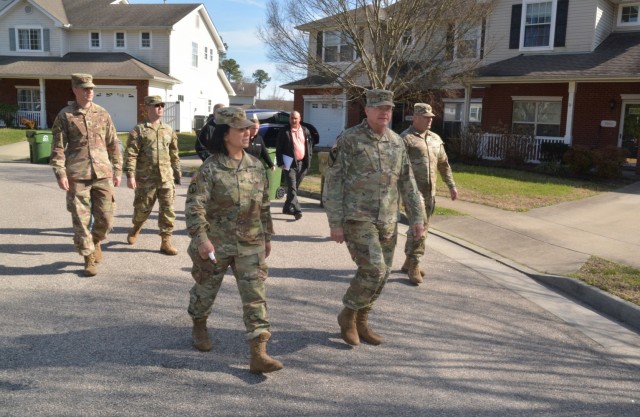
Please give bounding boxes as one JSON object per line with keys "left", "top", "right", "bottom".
{"left": 0, "top": 2, "right": 62, "bottom": 56}
{"left": 484, "top": 0, "right": 600, "bottom": 65}
{"left": 594, "top": 0, "right": 614, "bottom": 48}
{"left": 167, "top": 8, "right": 229, "bottom": 131}
{"left": 64, "top": 29, "right": 171, "bottom": 73}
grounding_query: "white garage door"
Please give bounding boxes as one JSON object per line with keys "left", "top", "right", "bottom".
{"left": 93, "top": 88, "right": 137, "bottom": 133}
{"left": 305, "top": 101, "right": 345, "bottom": 147}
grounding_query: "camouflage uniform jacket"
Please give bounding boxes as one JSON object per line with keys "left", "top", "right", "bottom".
{"left": 323, "top": 119, "right": 423, "bottom": 229}
{"left": 401, "top": 126, "right": 455, "bottom": 198}
{"left": 185, "top": 152, "right": 274, "bottom": 256}
{"left": 50, "top": 102, "right": 122, "bottom": 180}
{"left": 124, "top": 121, "right": 180, "bottom": 184}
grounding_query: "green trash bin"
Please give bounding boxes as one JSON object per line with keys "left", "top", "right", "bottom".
{"left": 265, "top": 148, "right": 285, "bottom": 200}
{"left": 26, "top": 130, "right": 53, "bottom": 164}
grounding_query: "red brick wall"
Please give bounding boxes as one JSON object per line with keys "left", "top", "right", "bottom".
{"left": 573, "top": 82, "right": 640, "bottom": 148}
{"left": 479, "top": 82, "right": 640, "bottom": 150}
{"left": 481, "top": 83, "right": 569, "bottom": 135}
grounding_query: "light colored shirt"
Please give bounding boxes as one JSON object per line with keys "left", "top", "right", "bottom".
{"left": 291, "top": 126, "right": 305, "bottom": 161}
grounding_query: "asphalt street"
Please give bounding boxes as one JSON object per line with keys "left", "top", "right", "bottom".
{"left": 1, "top": 162, "right": 639, "bottom": 416}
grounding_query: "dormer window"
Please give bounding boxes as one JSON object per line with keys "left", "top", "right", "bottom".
{"left": 619, "top": 4, "right": 640, "bottom": 26}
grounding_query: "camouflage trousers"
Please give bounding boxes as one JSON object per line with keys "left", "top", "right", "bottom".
{"left": 404, "top": 195, "right": 435, "bottom": 261}
{"left": 66, "top": 178, "right": 115, "bottom": 256}
{"left": 187, "top": 241, "right": 270, "bottom": 340}
{"left": 131, "top": 180, "right": 175, "bottom": 235}
{"left": 342, "top": 220, "right": 398, "bottom": 310}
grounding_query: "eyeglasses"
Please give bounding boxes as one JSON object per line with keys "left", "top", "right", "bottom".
{"left": 154, "top": 103, "right": 165, "bottom": 108}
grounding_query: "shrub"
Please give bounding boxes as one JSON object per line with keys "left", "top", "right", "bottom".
{"left": 540, "top": 142, "right": 570, "bottom": 162}
{"left": 0, "top": 103, "right": 19, "bottom": 127}
{"left": 563, "top": 145, "right": 595, "bottom": 176}
{"left": 535, "top": 160, "right": 568, "bottom": 176}
{"left": 502, "top": 134, "right": 535, "bottom": 167}
{"left": 447, "top": 127, "right": 484, "bottom": 163}
{"left": 593, "top": 146, "right": 627, "bottom": 179}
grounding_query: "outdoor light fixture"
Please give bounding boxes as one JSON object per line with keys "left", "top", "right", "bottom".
{"left": 609, "top": 99, "right": 617, "bottom": 110}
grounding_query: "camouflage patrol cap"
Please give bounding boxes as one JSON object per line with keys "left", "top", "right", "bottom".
{"left": 144, "top": 95, "right": 165, "bottom": 106}
{"left": 414, "top": 103, "right": 435, "bottom": 117}
{"left": 366, "top": 88, "right": 395, "bottom": 107}
{"left": 214, "top": 106, "right": 254, "bottom": 129}
{"left": 71, "top": 73, "right": 95, "bottom": 88}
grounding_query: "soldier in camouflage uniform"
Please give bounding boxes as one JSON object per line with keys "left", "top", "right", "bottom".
{"left": 185, "top": 106, "right": 283, "bottom": 374}
{"left": 50, "top": 73, "right": 122, "bottom": 277}
{"left": 323, "top": 89, "right": 425, "bottom": 346}
{"left": 124, "top": 95, "right": 181, "bottom": 255}
{"left": 400, "top": 103, "right": 458, "bottom": 285}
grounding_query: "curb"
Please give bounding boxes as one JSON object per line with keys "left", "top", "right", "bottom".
{"left": 428, "top": 228, "right": 640, "bottom": 333}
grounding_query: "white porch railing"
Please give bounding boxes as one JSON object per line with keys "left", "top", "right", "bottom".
{"left": 0, "top": 111, "right": 43, "bottom": 128}
{"left": 472, "top": 133, "right": 570, "bottom": 163}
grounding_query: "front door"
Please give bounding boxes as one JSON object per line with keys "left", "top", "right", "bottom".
{"left": 619, "top": 102, "right": 640, "bottom": 159}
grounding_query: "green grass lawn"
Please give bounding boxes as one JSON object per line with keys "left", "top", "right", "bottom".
{"left": 0, "top": 128, "right": 30, "bottom": 146}
{"left": 436, "top": 163, "right": 628, "bottom": 212}
{"left": 118, "top": 131, "right": 197, "bottom": 158}
{"left": 3, "top": 128, "right": 197, "bottom": 157}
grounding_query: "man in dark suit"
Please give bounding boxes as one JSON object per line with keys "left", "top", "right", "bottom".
{"left": 275, "top": 111, "right": 312, "bottom": 220}
{"left": 195, "top": 103, "right": 224, "bottom": 161}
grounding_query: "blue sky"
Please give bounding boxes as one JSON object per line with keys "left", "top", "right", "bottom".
{"left": 130, "top": 0, "right": 292, "bottom": 100}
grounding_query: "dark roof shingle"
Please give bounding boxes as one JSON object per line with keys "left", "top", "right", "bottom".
{"left": 476, "top": 32, "right": 640, "bottom": 80}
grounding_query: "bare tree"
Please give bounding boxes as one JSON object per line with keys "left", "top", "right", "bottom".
{"left": 258, "top": 0, "right": 495, "bottom": 103}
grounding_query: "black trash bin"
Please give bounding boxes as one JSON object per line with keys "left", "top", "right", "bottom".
{"left": 26, "top": 130, "right": 52, "bottom": 164}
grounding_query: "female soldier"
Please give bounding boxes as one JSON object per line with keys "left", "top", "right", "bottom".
{"left": 185, "top": 107, "right": 283, "bottom": 374}
{"left": 246, "top": 115, "right": 275, "bottom": 170}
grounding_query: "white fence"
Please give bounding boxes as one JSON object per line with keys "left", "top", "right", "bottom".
{"left": 0, "top": 111, "right": 42, "bottom": 128}
{"left": 464, "top": 133, "right": 570, "bottom": 163}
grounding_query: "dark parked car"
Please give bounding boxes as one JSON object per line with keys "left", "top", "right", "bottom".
{"left": 245, "top": 109, "right": 319, "bottom": 147}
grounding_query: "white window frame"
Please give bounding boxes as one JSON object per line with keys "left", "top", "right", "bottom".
{"left": 15, "top": 26, "right": 43, "bottom": 52}
{"left": 618, "top": 3, "right": 640, "bottom": 27}
{"left": 192, "top": 42, "right": 199, "bottom": 68}
{"left": 89, "top": 31, "right": 101, "bottom": 49}
{"left": 16, "top": 87, "right": 41, "bottom": 112}
{"left": 519, "top": 0, "right": 557, "bottom": 51}
{"left": 323, "top": 30, "right": 356, "bottom": 63}
{"left": 511, "top": 96, "right": 562, "bottom": 137}
{"left": 443, "top": 100, "right": 483, "bottom": 124}
{"left": 140, "top": 32, "right": 152, "bottom": 49}
{"left": 204, "top": 46, "right": 208, "bottom": 61}
{"left": 455, "top": 26, "right": 481, "bottom": 59}
{"left": 114, "top": 32, "right": 126, "bottom": 49}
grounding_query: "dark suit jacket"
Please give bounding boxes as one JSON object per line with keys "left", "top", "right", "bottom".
{"left": 275, "top": 125, "right": 312, "bottom": 172}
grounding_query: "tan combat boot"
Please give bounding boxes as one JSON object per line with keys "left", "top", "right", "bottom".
{"left": 192, "top": 318, "right": 212, "bottom": 352}
{"left": 337, "top": 307, "right": 360, "bottom": 346}
{"left": 93, "top": 238, "right": 102, "bottom": 263}
{"left": 127, "top": 222, "right": 143, "bottom": 245}
{"left": 401, "top": 257, "right": 425, "bottom": 277}
{"left": 160, "top": 234, "right": 178, "bottom": 255}
{"left": 356, "top": 307, "right": 384, "bottom": 345}
{"left": 407, "top": 259, "right": 424, "bottom": 286}
{"left": 249, "top": 331, "right": 284, "bottom": 374}
{"left": 84, "top": 254, "right": 97, "bottom": 277}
